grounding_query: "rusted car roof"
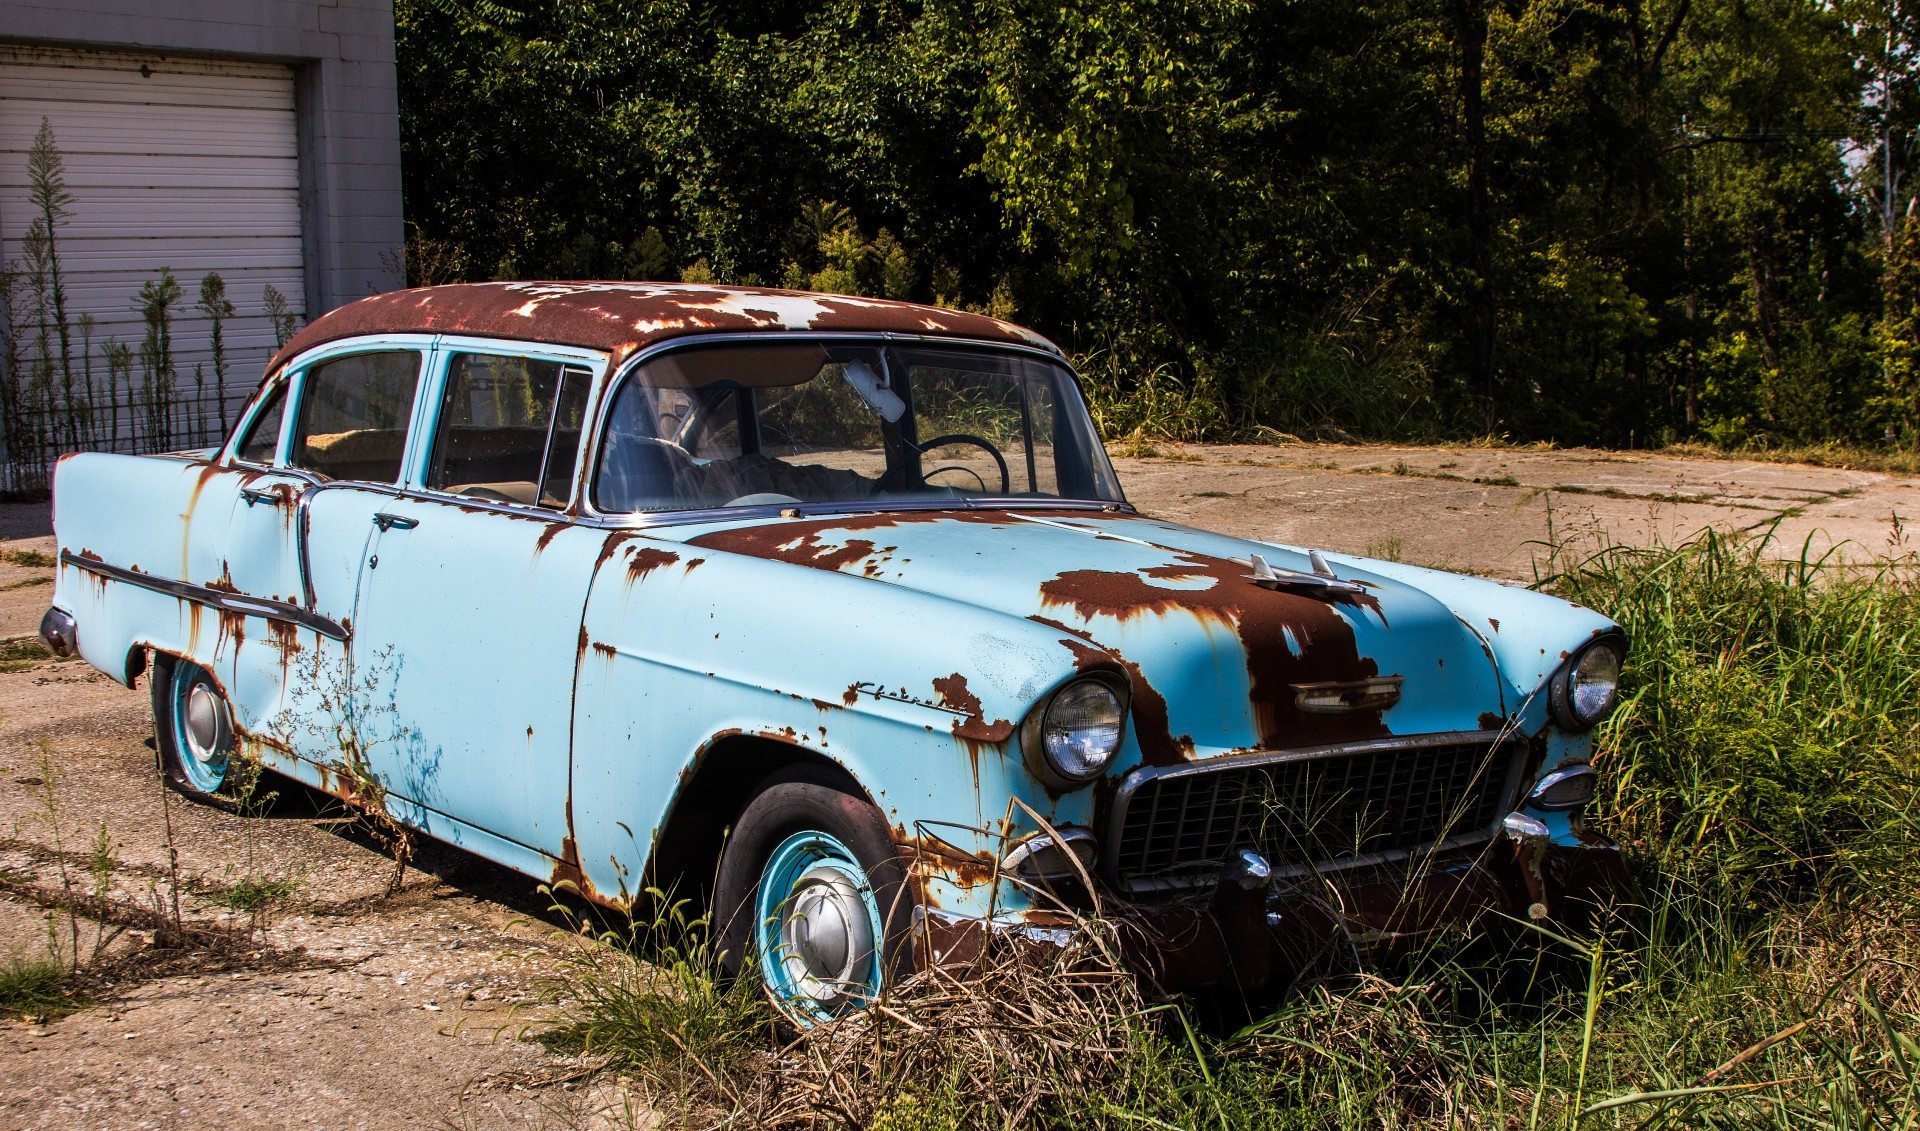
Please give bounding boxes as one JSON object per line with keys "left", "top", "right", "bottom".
{"left": 269, "top": 282, "right": 1060, "bottom": 373}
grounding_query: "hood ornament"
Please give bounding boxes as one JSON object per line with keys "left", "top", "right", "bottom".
{"left": 1248, "top": 552, "right": 1369, "bottom": 597}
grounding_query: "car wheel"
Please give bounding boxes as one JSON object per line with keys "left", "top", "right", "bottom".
{"left": 152, "top": 653, "right": 235, "bottom": 800}
{"left": 714, "top": 768, "right": 914, "bottom": 1025}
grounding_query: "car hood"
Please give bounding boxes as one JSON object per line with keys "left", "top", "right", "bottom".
{"left": 667, "top": 508, "right": 1510, "bottom": 765}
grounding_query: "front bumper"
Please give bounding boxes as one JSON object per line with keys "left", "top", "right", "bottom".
{"left": 1118, "top": 824, "right": 1638, "bottom": 995}
{"left": 910, "top": 821, "right": 1638, "bottom": 997}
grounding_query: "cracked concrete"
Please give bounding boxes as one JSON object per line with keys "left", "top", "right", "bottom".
{"left": 1114, "top": 443, "right": 1916, "bottom": 579}
{"left": 1, "top": 441, "right": 1916, "bottom": 1128}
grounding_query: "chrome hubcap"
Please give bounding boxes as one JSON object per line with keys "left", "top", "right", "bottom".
{"left": 184, "top": 682, "right": 222, "bottom": 764}
{"left": 780, "top": 865, "right": 876, "bottom": 1003}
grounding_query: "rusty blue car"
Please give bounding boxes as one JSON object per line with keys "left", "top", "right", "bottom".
{"left": 42, "top": 282, "right": 1634, "bottom": 1021}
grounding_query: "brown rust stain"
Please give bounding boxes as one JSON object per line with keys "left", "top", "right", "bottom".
{"left": 894, "top": 826, "right": 999, "bottom": 893}
{"left": 625, "top": 546, "right": 682, "bottom": 581}
{"left": 1039, "top": 550, "right": 1387, "bottom": 760}
{"left": 590, "top": 530, "right": 638, "bottom": 576}
{"left": 534, "top": 522, "right": 568, "bottom": 554}
{"left": 931, "top": 672, "right": 1014, "bottom": 744}
{"left": 685, "top": 508, "right": 1111, "bottom": 572}
{"left": 842, "top": 683, "right": 862, "bottom": 706}
{"left": 269, "top": 282, "right": 1059, "bottom": 377}
{"left": 551, "top": 835, "right": 590, "bottom": 896}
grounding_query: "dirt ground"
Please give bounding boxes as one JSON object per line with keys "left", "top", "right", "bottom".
{"left": 1, "top": 442, "right": 1914, "bottom": 1130}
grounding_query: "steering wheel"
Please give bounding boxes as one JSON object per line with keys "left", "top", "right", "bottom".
{"left": 917, "top": 433, "right": 1011, "bottom": 495}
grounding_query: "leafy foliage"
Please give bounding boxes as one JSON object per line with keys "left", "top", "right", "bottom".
{"left": 395, "top": 0, "right": 1920, "bottom": 450}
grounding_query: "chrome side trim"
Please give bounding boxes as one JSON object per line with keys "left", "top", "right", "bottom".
{"left": 59, "top": 550, "right": 349, "bottom": 641}
{"left": 1102, "top": 729, "right": 1527, "bottom": 894}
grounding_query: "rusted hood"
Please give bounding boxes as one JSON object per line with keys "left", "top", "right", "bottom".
{"left": 678, "top": 509, "right": 1507, "bottom": 767}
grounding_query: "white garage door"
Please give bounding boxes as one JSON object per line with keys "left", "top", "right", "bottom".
{"left": 0, "top": 43, "right": 306, "bottom": 481}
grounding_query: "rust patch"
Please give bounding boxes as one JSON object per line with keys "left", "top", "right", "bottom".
{"left": 534, "top": 522, "right": 567, "bottom": 554}
{"left": 551, "top": 835, "right": 590, "bottom": 896}
{"left": 591, "top": 641, "right": 618, "bottom": 659}
{"left": 686, "top": 508, "right": 1117, "bottom": 572}
{"left": 269, "top": 282, "right": 1059, "bottom": 377}
{"left": 1039, "top": 551, "right": 1389, "bottom": 756}
{"left": 626, "top": 546, "right": 681, "bottom": 581}
{"left": 842, "top": 683, "right": 862, "bottom": 706}
{"left": 931, "top": 672, "right": 1015, "bottom": 744}
{"left": 590, "top": 530, "right": 638, "bottom": 576}
{"left": 895, "top": 826, "right": 999, "bottom": 893}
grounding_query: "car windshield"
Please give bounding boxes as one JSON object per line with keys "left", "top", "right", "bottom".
{"left": 592, "top": 340, "right": 1125, "bottom": 513}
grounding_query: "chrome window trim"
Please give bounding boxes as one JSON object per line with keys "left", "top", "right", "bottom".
{"left": 576, "top": 330, "right": 1127, "bottom": 525}
{"left": 1101, "top": 729, "right": 1528, "bottom": 894}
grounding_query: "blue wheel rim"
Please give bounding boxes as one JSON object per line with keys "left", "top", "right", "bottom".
{"left": 170, "top": 663, "right": 230, "bottom": 794}
{"left": 755, "top": 830, "right": 885, "bottom": 1024}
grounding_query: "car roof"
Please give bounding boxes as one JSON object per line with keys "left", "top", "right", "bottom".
{"left": 268, "top": 282, "right": 1061, "bottom": 374}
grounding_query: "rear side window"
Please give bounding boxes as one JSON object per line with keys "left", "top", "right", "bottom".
{"left": 234, "top": 382, "right": 287, "bottom": 465}
{"left": 427, "top": 352, "right": 595, "bottom": 508}
{"left": 290, "top": 351, "right": 423, "bottom": 483}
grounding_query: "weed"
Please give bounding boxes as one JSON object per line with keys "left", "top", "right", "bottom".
{"left": 0, "top": 952, "right": 80, "bottom": 1020}
{"left": 0, "top": 547, "right": 55, "bottom": 568}
{"left": 203, "top": 875, "right": 300, "bottom": 916}
{"left": 0, "top": 636, "right": 54, "bottom": 672}
{"left": 1364, "top": 537, "right": 1404, "bottom": 561}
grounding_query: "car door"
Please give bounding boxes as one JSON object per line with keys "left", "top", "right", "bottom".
{"left": 345, "top": 340, "right": 606, "bottom": 870}
{"left": 221, "top": 341, "right": 431, "bottom": 774}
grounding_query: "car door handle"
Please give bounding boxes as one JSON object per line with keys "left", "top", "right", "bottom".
{"left": 372, "top": 512, "right": 419, "bottom": 531}
{"left": 241, "top": 487, "right": 281, "bottom": 507}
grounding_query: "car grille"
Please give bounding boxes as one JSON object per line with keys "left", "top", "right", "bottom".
{"left": 1110, "top": 734, "right": 1522, "bottom": 891}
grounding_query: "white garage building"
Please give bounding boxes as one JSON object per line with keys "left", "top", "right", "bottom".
{"left": 0, "top": 2, "right": 403, "bottom": 488}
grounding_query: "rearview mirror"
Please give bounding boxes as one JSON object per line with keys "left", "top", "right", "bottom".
{"left": 839, "top": 360, "right": 905, "bottom": 422}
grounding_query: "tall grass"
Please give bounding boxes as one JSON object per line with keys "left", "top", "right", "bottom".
{"left": 542, "top": 530, "right": 1920, "bottom": 1128}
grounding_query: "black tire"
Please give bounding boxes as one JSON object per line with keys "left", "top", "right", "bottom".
{"left": 151, "top": 652, "right": 238, "bottom": 802}
{"left": 713, "top": 765, "right": 917, "bottom": 1017}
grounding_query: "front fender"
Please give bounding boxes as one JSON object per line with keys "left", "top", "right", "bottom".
{"left": 567, "top": 533, "right": 1096, "bottom": 912}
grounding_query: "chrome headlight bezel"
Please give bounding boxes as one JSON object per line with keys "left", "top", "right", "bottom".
{"left": 1527, "top": 763, "right": 1597, "bottom": 811}
{"left": 1549, "top": 634, "right": 1627, "bottom": 731}
{"left": 1021, "top": 675, "right": 1129, "bottom": 789}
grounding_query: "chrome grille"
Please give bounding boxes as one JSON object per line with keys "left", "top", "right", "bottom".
{"left": 1109, "top": 733, "right": 1521, "bottom": 891}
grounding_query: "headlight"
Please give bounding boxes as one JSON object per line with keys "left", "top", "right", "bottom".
{"left": 1026, "top": 677, "right": 1126, "bottom": 787}
{"left": 1550, "top": 636, "right": 1625, "bottom": 731}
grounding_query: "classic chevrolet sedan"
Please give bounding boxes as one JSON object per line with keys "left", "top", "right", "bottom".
{"left": 44, "top": 282, "right": 1634, "bottom": 1021}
